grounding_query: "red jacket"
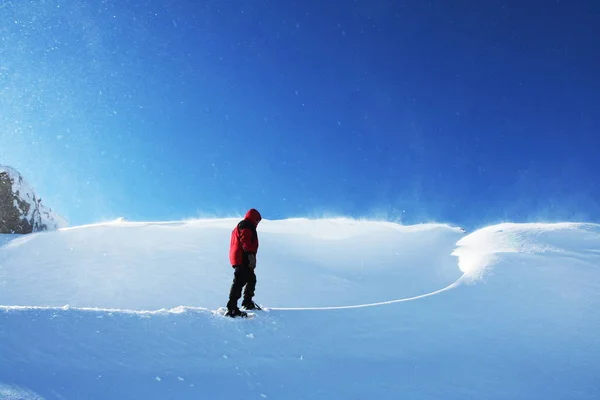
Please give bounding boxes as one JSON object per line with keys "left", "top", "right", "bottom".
{"left": 229, "top": 209, "right": 261, "bottom": 266}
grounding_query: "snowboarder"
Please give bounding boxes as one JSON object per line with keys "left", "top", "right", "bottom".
{"left": 225, "top": 208, "right": 262, "bottom": 317}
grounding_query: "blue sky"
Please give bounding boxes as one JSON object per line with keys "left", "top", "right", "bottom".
{"left": 0, "top": 1, "right": 598, "bottom": 229}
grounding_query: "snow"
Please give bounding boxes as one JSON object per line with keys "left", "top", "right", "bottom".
{"left": 1, "top": 218, "right": 599, "bottom": 399}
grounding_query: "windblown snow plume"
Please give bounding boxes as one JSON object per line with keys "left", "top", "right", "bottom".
{"left": 0, "top": 165, "right": 67, "bottom": 233}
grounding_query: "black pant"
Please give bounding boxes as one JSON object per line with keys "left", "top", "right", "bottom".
{"left": 227, "top": 265, "right": 256, "bottom": 310}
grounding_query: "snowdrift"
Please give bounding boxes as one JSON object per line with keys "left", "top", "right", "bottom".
{"left": 1, "top": 219, "right": 599, "bottom": 399}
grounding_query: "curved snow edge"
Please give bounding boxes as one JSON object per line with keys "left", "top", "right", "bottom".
{"left": 452, "top": 222, "right": 600, "bottom": 282}
{"left": 0, "top": 277, "right": 464, "bottom": 314}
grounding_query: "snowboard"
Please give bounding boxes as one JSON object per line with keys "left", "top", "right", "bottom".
{"left": 212, "top": 307, "right": 256, "bottom": 319}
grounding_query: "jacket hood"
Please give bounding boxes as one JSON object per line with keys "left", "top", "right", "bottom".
{"left": 244, "top": 208, "right": 262, "bottom": 226}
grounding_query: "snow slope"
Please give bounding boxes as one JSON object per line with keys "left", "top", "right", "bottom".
{"left": 1, "top": 219, "right": 599, "bottom": 399}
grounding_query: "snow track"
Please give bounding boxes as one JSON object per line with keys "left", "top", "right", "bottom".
{"left": 268, "top": 276, "right": 464, "bottom": 311}
{"left": 0, "top": 275, "right": 465, "bottom": 314}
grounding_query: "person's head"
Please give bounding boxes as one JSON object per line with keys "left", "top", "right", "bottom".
{"left": 244, "top": 208, "right": 262, "bottom": 226}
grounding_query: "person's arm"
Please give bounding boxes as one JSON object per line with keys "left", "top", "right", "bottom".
{"left": 239, "top": 227, "right": 258, "bottom": 268}
{"left": 239, "top": 228, "right": 258, "bottom": 253}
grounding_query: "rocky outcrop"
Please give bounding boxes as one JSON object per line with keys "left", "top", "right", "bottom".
{"left": 0, "top": 165, "right": 67, "bottom": 234}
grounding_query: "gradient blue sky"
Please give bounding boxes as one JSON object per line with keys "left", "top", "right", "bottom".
{"left": 1, "top": 1, "right": 598, "bottom": 229}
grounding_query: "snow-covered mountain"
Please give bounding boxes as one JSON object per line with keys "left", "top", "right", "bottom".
{"left": 0, "top": 165, "right": 67, "bottom": 233}
{"left": 0, "top": 218, "right": 599, "bottom": 399}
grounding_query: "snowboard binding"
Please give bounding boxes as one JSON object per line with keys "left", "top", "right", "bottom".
{"left": 241, "top": 300, "right": 262, "bottom": 311}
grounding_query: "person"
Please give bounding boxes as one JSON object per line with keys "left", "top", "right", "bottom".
{"left": 225, "top": 208, "right": 262, "bottom": 317}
